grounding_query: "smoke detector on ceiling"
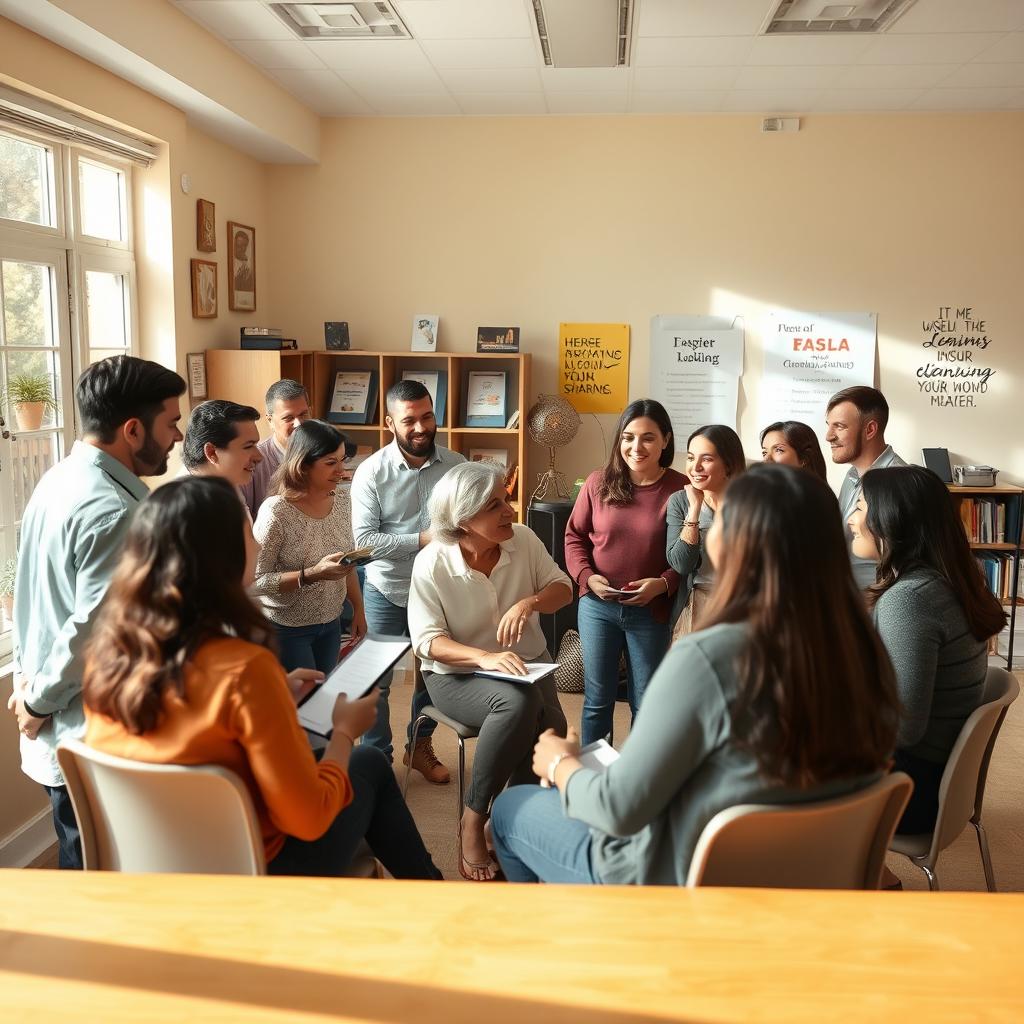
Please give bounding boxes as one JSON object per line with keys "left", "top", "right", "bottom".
{"left": 532, "top": 0, "right": 634, "bottom": 68}
{"left": 270, "top": 2, "right": 410, "bottom": 39}
{"left": 763, "top": 0, "right": 918, "bottom": 34}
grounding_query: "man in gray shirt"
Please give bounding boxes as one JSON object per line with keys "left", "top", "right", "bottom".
{"left": 9, "top": 356, "right": 185, "bottom": 868}
{"left": 826, "top": 386, "right": 906, "bottom": 589}
{"left": 350, "top": 379, "right": 465, "bottom": 784}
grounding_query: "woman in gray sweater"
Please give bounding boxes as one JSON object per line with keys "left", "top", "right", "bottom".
{"left": 491, "top": 464, "right": 900, "bottom": 885}
{"left": 851, "top": 465, "right": 1006, "bottom": 834}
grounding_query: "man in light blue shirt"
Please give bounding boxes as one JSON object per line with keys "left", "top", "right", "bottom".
{"left": 9, "top": 356, "right": 185, "bottom": 868}
{"left": 350, "top": 379, "right": 465, "bottom": 784}
{"left": 826, "top": 385, "right": 906, "bottom": 590}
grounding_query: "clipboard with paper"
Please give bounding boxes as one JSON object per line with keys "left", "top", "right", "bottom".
{"left": 297, "top": 634, "right": 411, "bottom": 736}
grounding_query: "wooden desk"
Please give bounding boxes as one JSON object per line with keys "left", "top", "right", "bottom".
{"left": 2, "top": 870, "right": 1022, "bottom": 1022}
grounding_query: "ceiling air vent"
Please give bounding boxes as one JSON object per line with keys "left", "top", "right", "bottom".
{"left": 764, "top": 0, "right": 918, "bottom": 34}
{"left": 270, "top": 2, "right": 410, "bottom": 39}
{"left": 532, "top": 0, "right": 634, "bottom": 68}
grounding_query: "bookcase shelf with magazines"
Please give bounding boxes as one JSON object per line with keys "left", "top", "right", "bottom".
{"left": 948, "top": 483, "right": 1023, "bottom": 669}
{"left": 205, "top": 349, "right": 530, "bottom": 523}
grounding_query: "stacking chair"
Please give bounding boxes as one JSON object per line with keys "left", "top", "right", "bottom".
{"left": 687, "top": 772, "right": 913, "bottom": 889}
{"left": 58, "top": 739, "right": 381, "bottom": 878}
{"left": 890, "top": 666, "right": 1019, "bottom": 891}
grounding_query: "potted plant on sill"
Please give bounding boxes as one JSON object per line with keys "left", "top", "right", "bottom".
{"left": 0, "top": 558, "right": 15, "bottom": 629}
{"left": 2, "top": 373, "right": 58, "bottom": 431}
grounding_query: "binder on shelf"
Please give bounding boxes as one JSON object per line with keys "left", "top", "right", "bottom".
{"left": 241, "top": 337, "right": 298, "bottom": 351}
{"left": 327, "top": 369, "right": 378, "bottom": 425}
{"left": 464, "top": 370, "right": 508, "bottom": 428}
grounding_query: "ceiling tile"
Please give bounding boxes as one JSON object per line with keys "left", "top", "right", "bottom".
{"left": 394, "top": 0, "right": 532, "bottom": 40}
{"left": 816, "top": 88, "right": 927, "bottom": 111}
{"left": 312, "top": 39, "right": 434, "bottom": 72}
{"left": 634, "top": 36, "right": 753, "bottom": 67}
{"left": 634, "top": 67, "right": 739, "bottom": 91}
{"left": 418, "top": 37, "right": 537, "bottom": 68}
{"left": 940, "top": 62, "right": 1024, "bottom": 88}
{"left": 719, "top": 89, "right": 820, "bottom": 113}
{"left": 636, "top": 0, "right": 774, "bottom": 37}
{"left": 439, "top": 68, "right": 542, "bottom": 92}
{"left": 888, "top": 0, "right": 1024, "bottom": 34}
{"left": 733, "top": 66, "right": 842, "bottom": 90}
{"left": 267, "top": 69, "right": 373, "bottom": 115}
{"left": 338, "top": 67, "right": 449, "bottom": 94}
{"left": 231, "top": 39, "right": 325, "bottom": 70}
{"left": 833, "top": 64, "right": 959, "bottom": 88}
{"left": 911, "top": 86, "right": 1021, "bottom": 110}
{"left": 971, "top": 33, "right": 1024, "bottom": 62}
{"left": 745, "top": 33, "right": 875, "bottom": 66}
{"left": 539, "top": 67, "right": 630, "bottom": 92}
{"left": 545, "top": 92, "right": 629, "bottom": 114}
{"left": 858, "top": 33, "right": 1005, "bottom": 65}
{"left": 629, "top": 91, "right": 726, "bottom": 113}
{"left": 368, "top": 93, "right": 462, "bottom": 115}
{"left": 454, "top": 93, "right": 548, "bottom": 115}
{"left": 176, "top": 1, "right": 294, "bottom": 41}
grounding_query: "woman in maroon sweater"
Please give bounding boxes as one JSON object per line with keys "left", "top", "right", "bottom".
{"left": 564, "top": 399, "right": 688, "bottom": 745}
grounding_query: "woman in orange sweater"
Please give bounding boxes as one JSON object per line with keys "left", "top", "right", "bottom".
{"left": 83, "top": 476, "right": 441, "bottom": 878}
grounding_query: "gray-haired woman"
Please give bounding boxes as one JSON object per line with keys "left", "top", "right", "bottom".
{"left": 407, "top": 462, "right": 572, "bottom": 881}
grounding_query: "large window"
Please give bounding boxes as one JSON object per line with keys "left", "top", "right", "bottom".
{"left": 0, "top": 124, "right": 137, "bottom": 656}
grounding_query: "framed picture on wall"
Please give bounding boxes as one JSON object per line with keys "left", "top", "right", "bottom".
{"left": 186, "top": 352, "right": 208, "bottom": 399}
{"left": 227, "top": 221, "right": 256, "bottom": 312}
{"left": 190, "top": 258, "right": 217, "bottom": 319}
{"left": 196, "top": 199, "right": 215, "bottom": 252}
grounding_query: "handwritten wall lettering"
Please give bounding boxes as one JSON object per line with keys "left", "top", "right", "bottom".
{"left": 918, "top": 306, "right": 996, "bottom": 409}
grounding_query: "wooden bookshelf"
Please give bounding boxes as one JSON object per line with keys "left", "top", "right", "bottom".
{"left": 205, "top": 349, "right": 530, "bottom": 523}
{"left": 948, "top": 482, "right": 1023, "bottom": 667}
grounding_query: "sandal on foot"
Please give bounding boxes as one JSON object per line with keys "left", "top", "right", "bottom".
{"left": 459, "top": 854, "right": 502, "bottom": 882}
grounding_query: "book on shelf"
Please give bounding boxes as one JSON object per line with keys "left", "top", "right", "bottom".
{"left": 957, "top": 495, "right": 1021, "bottom": 546}
{"left": 241, "top": 336, "right": 298, "bottom": 351}
{"left": 241, "top": 326, "right": 283, "bottom": 337}
{"left": 974, "top": 552, "right": 1024, "bottom": 605}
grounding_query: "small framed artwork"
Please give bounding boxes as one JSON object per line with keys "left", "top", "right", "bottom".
{"left": 325, "top": 321, "right": 350, "bottom": 350}
{"left": 227, "top": 221, "right": 256, "bottom": 312}
{"left": 465, "top": 371, "right": 507, "bottom": 427}
{"left": 196, "top": 198, "right": 215, "bottom": 252}
{"left": 401, "top": 368, "right": 447, "bottom": 425}
{"left": 411, "top": 314, "right": 438, "bottom": 352}
{"left": 476, "top": 326, "right": 519, "bottom": 354}
{"left": 469, "top": 448, "right": 509, "bottom": 468}
{"left": 328, "top": 370, "right": 378, "bottom": 425}
{"left": 186, "top": 352, "right": 208, "bottom": 399}
{"left": 190, "top": 258, "right": 217, "bottom": 319}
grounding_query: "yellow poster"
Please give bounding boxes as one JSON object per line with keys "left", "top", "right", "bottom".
{"left": 558, "top": 322, "right": 630, "bottom": 414}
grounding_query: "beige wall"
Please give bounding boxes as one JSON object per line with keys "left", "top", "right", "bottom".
{"left": 267, "top": 113, "right": 1024, "bottom": 490}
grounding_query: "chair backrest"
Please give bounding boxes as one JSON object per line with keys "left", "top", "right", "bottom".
{"left": 930, "top": 666, "right": 1020, "bottom": 856}
{"left": 687, "top": 773, "right": 913, "bottom": 889}
{"left": 57, "top": 739, "right": 266, "bottom": 875}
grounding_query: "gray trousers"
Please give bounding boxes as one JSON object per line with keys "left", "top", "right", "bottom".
{"left": 423, "top": 665, "right": 567, "bottom": 816}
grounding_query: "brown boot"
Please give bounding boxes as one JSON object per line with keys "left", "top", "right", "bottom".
{"left": 403, "top": 737, "right": 451, "bottom": 785}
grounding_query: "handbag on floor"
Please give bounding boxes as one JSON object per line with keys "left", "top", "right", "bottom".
{"left": 554, "top": 629, "right": 584, "bottom": 693}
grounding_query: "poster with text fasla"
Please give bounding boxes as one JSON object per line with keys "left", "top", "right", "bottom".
{"left": 762, "top": 312, "right": 876, "bottom": 437}
{"left": 559, "top": 323, "right": 630, "bottom": 414}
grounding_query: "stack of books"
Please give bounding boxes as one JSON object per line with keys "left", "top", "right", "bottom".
{"left": 958, "top": 496, "right": 1022, "bottom": 545}
{"left": 974, "top": 553, "right": 1024, "bottom": 605}
{"left": 240, "top": 327, "right": 298, "bottom": 350}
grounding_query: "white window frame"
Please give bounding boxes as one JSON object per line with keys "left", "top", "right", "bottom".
{"left": 69, "top": 148, "right": 132, "bottom": 253}
{"left": 0, "top": 123, "right": 66, "bottom": 243}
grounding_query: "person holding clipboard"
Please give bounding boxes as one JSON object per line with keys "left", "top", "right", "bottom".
{"left": 408, "top": 462, "right": 573, "bottom": 881}
{"left": 82, "top": 477, "right": 441, "bottom": 880}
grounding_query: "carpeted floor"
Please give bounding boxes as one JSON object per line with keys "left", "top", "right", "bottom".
{"left": 392, "top": 667, "right": 1024, "bottom": 891}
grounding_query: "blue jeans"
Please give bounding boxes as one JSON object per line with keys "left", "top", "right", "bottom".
{"left": 491, "top": 785, "right": 600, "bottom": 884}
{"left": 360, "top": 583, "right": 435, "bottom": 761}
{"left": 339, "top": 566, "right": 367, "bottom": 634}
{"left": 576, "top": 594, "right": 670, "bottom": 746}
{"left": 45, "top": 784, "right": 82, "bottom": 870}
{"left": 276, "top": 618, "right": 342, "bottom": 677}
{"left": 268, "top": 746, "right": 441, "bottom": 879}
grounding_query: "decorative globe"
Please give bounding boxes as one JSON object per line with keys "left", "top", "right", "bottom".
{"left": 526, "top": 395, "right": 580, "bottom": 502}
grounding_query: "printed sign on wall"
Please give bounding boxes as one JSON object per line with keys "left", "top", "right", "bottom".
{"left": 559, "top": 322, "right": 630, "bottom": 414}
{"left": 649, "top": 315, "right": 744, "bottom": 446}
{"left": 762, "top": 311, "right": 877, "bottom": 438}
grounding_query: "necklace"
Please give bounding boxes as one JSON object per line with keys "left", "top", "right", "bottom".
{"left": 634, "top": 467, "right": 667, "bottom": 487}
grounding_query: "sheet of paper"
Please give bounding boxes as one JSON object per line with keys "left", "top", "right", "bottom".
{"left": 475, "top": 661, "right": 560, "bottom": 685}
{"left": 577, "top": 739, "right": 620, "bottom": 772}
{"left": 297, "top": 635, "right": 410, "bottom": 736}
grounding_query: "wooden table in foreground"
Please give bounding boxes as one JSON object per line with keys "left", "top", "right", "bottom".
{"left": 2, "top": 871, "right": 1022, "bottom": 1023}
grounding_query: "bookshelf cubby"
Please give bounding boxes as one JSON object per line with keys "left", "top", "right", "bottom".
{"left": 205, "top": 349, "right": 531, "bottom": 522}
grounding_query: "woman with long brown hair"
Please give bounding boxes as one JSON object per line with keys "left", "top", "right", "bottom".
{"left": 491, "top": 464, "right": 899, "bottom": 885}
{"left": 759, "top": 420, "right": 828, "bottom": 480}
{"left": 564, "top": 398, "right": 688, "bottom": 745}
{"left": 83, "top": 476, "right": 441, "bottom": 878}
{"left": 850, "top": 464, "right": 1005, "bottom": 834}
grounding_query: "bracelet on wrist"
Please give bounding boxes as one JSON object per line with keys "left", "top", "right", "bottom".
{"left": 682, "top": 520, "right": 700, "bottom": 528}
{"left": 298, "top": 567, "right": 307, "bottom": 588}
{"left": 547, "top": 751, "right": 573, "bottom": 786}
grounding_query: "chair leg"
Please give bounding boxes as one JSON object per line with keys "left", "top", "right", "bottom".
{"left": 402, "top": 715, "right": 427, "bottom": 799}
{"left": 456, "top": 736, "right": 466, "bottom": 867}
{"left": 972, "top": 818, "right": 997, "bottom": 893}
{"left": 920, "top": 862, "right": 940, "bottom": 891}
